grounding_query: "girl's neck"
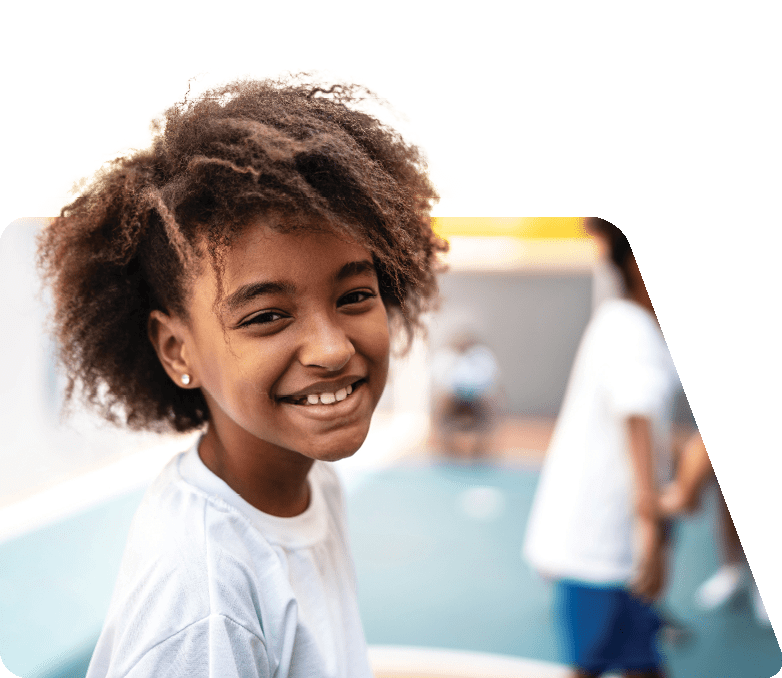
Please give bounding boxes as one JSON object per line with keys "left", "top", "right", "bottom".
{"left": 198, "top": 424, "right": 314, "bottom": 518}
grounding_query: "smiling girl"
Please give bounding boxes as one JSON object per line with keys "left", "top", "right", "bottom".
{"left": 37, "top": 78, "right": 445, "bottom": 678}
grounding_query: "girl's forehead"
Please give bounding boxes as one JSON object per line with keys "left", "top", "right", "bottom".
{"left": 233, "top": 220, "right": 370, "bottom": 266}
{"left": 205, "top": 218, "right": 374, "bottom": 290}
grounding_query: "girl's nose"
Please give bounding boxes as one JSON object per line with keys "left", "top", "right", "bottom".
{"left": 298, "top": 316, "right": 355, "bottom": 371}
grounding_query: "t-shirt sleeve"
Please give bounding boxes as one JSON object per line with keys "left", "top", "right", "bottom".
{"left": 124, "top": 615, "right": 270, "bottom": 678}
{"left": 602, "top": 316, "right": 673, "bottom": 419}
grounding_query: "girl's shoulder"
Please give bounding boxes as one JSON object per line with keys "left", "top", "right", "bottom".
{"left": 589, "top": 298, "right": 661, "bottom": 347}
{"left": 594, "top": 297, "right": 649, "bottom": 326}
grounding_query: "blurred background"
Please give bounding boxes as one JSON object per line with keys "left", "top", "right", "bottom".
{"left": 1, "top": 217, "right": 778, "bottom": 678}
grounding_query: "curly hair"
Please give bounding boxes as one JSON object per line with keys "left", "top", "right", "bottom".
{"left": 38, "top": 77, "right": 446, "bottom": 433}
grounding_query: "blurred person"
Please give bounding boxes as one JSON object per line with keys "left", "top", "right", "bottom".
{"left": 431, "top": 330, "right": 501, "bottom": 461}
{"left": 659, "top": 433, "right": 770, "bottom": 625}
{"left": 523, "top": 219, "right": 679, "bottom": 678}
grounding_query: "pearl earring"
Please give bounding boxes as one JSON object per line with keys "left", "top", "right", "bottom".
{"left": 181, "top": 374, "right": 191, "bottom": 385}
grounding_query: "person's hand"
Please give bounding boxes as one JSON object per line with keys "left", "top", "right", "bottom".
{"left": 631, "top": 517, "right": 667, "bottom": 601}
{"left": 658, "top": 482, "right": 686, "bottom": 517}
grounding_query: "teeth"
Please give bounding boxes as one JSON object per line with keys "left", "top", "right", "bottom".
{"left": 288, "top": 382, "right": 359, "bottom": 405}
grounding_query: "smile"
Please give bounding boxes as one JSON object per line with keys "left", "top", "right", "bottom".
{"left": 278, "top": 380, "right": 364, "bottom": 406}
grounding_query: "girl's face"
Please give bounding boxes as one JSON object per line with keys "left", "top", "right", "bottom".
{"left": 181, "top": 217, "right": 390, "bottom": 464}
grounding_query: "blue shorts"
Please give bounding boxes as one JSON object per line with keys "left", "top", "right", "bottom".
{"left": 555, "top": 580, "right": 663, "bottom": 674}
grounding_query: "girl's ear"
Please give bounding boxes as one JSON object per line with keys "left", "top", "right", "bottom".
{"left": 148, "top": 310, "right": 199, "bottom": 389}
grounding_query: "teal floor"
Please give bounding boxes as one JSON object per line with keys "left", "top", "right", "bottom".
{"left": 1, "top": 462, "right": 779, "bottom": 678}
{"left": 347, "top": 461, "right": 782, "bottom": 678}
{"left": 0, "top": 491, "right": 146, "bottom": 678}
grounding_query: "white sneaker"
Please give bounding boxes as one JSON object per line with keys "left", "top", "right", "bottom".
{"left": 694, "top": 564, "right": 746, "bottom": 610}
{"left": 752, "top": 583, "right": 772, "bottom": 627}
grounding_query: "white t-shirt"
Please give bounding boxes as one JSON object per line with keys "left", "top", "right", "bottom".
{"left": 523, "top": 299, "right": 679, "bottom": 585}
{"left": 86, "top": 442, "right": 373, "bottom": 678}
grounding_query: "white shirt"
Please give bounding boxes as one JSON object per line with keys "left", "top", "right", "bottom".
{"left": 523, "top": 299, "right": 679, "bottom": 584}
{"left": 86, "top": 442, "right": 373, "bottom": 678}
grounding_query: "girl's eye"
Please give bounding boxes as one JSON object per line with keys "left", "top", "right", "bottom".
{"left": 339, "top": 290, "right": 377, "bottom": 307}
{"left": 241, "top": 311, "right": 286, "bottom": 327}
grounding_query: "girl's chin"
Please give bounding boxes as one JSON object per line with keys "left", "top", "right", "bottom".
{"left": 304, "top": 441, "right": 363, "bottom": 463}
{"left": 297, "top": 420, "right": 373, "bottom": 464}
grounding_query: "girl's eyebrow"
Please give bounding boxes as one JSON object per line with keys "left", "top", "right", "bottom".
{"left": 222, "top": 281, "right": 296, "bottom": 313}
{"left": 222, "top": 260, "right": 375, "bottom": 313}
{"left": 335, "top": 259, "right": 376, "bottom": 281}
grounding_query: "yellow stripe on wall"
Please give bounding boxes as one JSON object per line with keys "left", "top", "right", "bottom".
{"left": 431, "top": 217, "right": 588, "bottom": 239}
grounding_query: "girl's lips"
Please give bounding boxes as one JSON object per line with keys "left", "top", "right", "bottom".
{"left": 277, "top": 378, "right": 365, "bottom": 405}
{"left": 280, "top": 380, "right": 369, "bottom": 422}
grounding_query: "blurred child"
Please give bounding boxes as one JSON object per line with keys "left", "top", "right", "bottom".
{"left": 37, "top": 78, "right": 446, "bottom": 678}
{"left": 660, "top": 433, "right": 769, "bottom": 625}
{"left": 523, "top": 219, "right": 679, "bottom": 678}
{"left": 431, "top": 330, "right": 501, "bottom": 461}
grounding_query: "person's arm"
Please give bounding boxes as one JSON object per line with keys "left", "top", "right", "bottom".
{"left": 119, "top": 616, "right": 271, "bottom": 678}
{"left": 627, "top": 415, "right": 668, "bottom": 601}
{"left": 659, "top": 432, "right": 713, "bottom": 515}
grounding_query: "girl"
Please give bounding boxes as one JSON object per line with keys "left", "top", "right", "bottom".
{"left": 37, "top": 77, "right": 446, "bottom": 678}
{"left": 523, "top": 219, "right": 679, "bottom": 678}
